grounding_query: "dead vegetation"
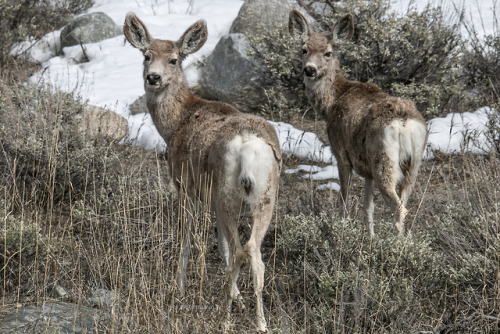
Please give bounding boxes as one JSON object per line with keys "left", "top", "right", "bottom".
{"left": 1, "top": 0, "right": 500, "bottom": 333}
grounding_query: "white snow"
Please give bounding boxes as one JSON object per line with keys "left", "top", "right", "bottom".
{"left": 395, "top": 0, "right": 498, "bottom": 37}
{"left": 11, "top": 0, "right": 499, "bottom": 191}
{"left": 270, "top": 121, "right": 333, "bottom": 164}
{"left": 426, "top": 107, "right": 493, "bottom": 158}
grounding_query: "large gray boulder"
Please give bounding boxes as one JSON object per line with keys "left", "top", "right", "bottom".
{"left": 230, "top": 0, "right": 295, "bottom": 36}
{"left": 199, "top": 33, "right": 268, "bottom": 114}
{"left": 199, "top": 0, "right": 314, "bottom": 113}
{"left": 60, "top": 12, "right": 121, "bottom": 49}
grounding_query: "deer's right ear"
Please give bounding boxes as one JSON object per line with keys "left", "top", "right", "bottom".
{"left": 124, "top": 12, "right": 152, "bottom": 51}
{"left": 289, "top": 10, "right": 310, "bottom": 41}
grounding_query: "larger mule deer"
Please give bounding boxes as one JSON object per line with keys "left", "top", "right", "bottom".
{"left": 124, "top": 13, "right": 281, "bottom": 332}
{"left": 289, "top": 10, "right": 428, "bottom": 237}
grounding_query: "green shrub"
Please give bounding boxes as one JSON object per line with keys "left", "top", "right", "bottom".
{"left": 462, "top": 30, "right": 500, "bottom": 106}
{"left": 1, "top": 215, "right": 52, "bottom": 285}
{"left": 249, "top": 0, "right": 470, "bottom": 120}
{"left": 278, "top": 207, "right": 499, "bottom": 332}
{"left": 248, "top": 23, "right": 313, "bottom": 121}
{"left": 335, "top": 1, "right": 465, "bottom": 116}
{"left": 0, "top": 76, "right": 120, "bottom": 212}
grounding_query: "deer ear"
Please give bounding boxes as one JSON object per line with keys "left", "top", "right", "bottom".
{"left": 332, "top": 14, "right": 354, "bottom": 43}
{"left": 124, "top": 12, "right": 152, "bottom": 51}
{"left": 289, "top": 10, "right": 311, "bottom": 41}
{"left": 177, "top": 19, "right": 208, "bottom": 58}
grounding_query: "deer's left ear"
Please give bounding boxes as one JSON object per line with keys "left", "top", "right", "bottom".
{"left": 177, "top": 19, "right": 208, "bottom": 58}
{"left": 332, "top": 14, "right": 354, "bottom": 43}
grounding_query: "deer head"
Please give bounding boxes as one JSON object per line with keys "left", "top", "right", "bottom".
{"left": 289, "top": 10, "right": 354, "bottom": 82}
{"left": 124, "top": 12, "right": 207, "bottom": 91}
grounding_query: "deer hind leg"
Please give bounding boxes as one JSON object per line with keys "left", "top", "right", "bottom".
{"left": 378, "top": 178, "right": 407, "bottom": 236}
{"left": 215, "top": 213, "right": 244, "bottom": 310}
{"left": 397, "top": 158, "right": 423, "bottom": 233}
{"left": 177, "top": 196, "right": 198, "bottom": 296}
{"left": 244, "top": 194, "right": 275, "bottom": 333}
{"left": 177, "top": 227, "right": 192, "bottom": 296}
{"left": 337, "top": 161, "right": 353, "bottom": 219}
{"left": 215, "top": 205, "right": 246, "bottom": 330}
{"left": 216, "top": 213, "right": 230, "bottom": 267}
{"left": 397, "top": 174, "right": 413, "bottom": 230}
{"left": 364, "top": 177, "right": 375, "bottom": 237}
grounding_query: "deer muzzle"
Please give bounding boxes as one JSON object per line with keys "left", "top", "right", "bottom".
{"left": 146, "top": 74, "right": 161, "bottom": 85}
{"left": 304, "top": 66, "right": 317, "bottom": 78}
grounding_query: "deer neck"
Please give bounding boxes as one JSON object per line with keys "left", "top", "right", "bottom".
{"left": 145, "top": 75, "right": 197, "bottom": 145}
{"left": 304, "top": 62, "right": 348, "bottom": 120}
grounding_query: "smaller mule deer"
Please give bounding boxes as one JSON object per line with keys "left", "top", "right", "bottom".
{"left": 124, "top": 13, "right": 281, "bottom": 332}
{"left": 289, "top": 10, "right": 428, "bottom": 236}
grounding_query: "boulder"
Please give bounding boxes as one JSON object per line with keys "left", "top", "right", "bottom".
{"left": 198, "top": 33, "right": 268, "bottom": 114}
{"left": 229, "top": 0, "right": 295, "bottom": 36}
{"left": 199, "top": 0, "right": 316, "bottom": 113}
{"left": 129, "top": 95, "right": 148, "bottom": 115}
{"left": 78, "top": 105, "right": 128, "bottom": 141}
{"left": 85, "top": 288, "right": 122, "bottom": 309}
{"left": 0, "top": 302, "right": 107, "bottom": 334}
{"left": 60, "top": 12, "right": 120, "bottom": 49}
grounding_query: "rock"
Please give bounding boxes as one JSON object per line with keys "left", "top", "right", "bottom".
{"left": 229, "top": 0, "right": 295, "bottom": 36}
{"left": 129, "top": 95, "right": 148, "bottom": 115}
{"left": 47, "top": 283, "right": 69, "bottom": 301}
{"left": 79, "top": 105, "right": 128, "bottom": 141}
{"left": 0, "top": 302, "right": 107, "bottom": 334}
{"left": 198, "top": 33, "right": 268, "bottom": 114}
{"left": 198, "top": 0, "right": 317, "bottom": 113}
{"left": 85, "top": 289, "right": 121, "bottom": 310}
{"left": 60, "top": 12, "right": 121, "bottom": 49}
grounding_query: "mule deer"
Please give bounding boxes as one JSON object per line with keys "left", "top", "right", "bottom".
{"left": 289, "top": 10, "right": 428, "bottom": 237}
{"left": 124, "top": 13, "right": 281, "bottom": 332}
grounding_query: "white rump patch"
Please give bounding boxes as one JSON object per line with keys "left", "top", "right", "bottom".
{"left": 383, "top": 119, "right": 427, "bottom": 184}
{"left": 225, "top": 134, "right": 274, "bottom": 206}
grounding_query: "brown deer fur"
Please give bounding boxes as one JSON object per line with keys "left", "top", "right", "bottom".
{"left": 124, "top": 13, "right": 281, "bottom": 332}
{"left": 289, "top": 10, "right": 428, "bottom": 236}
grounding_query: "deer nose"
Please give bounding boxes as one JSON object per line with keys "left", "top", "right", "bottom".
{"left": 304, "top": 66, "right": 317, "bottom": 77}
{"left": 146, "top": 74, "right": 161, "bottom": 85}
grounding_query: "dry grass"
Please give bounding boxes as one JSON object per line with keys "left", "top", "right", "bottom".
{"left": 1, "top": 0, "right": 500, "bottom": 331}
{"left": 2, "top": 87, "right": 499, "bottom": 332}
{"left": 1, "top": 28, "right": 500, "bottom": 334}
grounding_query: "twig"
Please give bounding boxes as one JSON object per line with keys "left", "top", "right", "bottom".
{"left": 79, "top": 41, "right": 89, "bottom": 63}
{"left": 489, "top": 77, "right": 499, "bottom": 100}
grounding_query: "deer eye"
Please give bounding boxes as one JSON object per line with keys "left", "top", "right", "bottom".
{"left": 302, "top": 49, "right": 308, "bottom": 55}
{"left": 169, "top": 59, "right": 178, "bottom": 65}
{"left": 324, "top": 52, "right": 332, "bottom": 57}
{"left": 144, "top": 54, "right": 151, "bottom": 61}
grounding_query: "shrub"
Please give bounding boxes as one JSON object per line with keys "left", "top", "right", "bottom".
{"left": 0, "top": 75, "right": 120, "bottom": 213}
{"left": 0, "top": 0, "right": 93, "bottom": 66}
{"left": 1, "top": 215, "right": 52, "bottom": 287}
{"left": 248, "top": 23, "right": 313, "bottom": 121}
{"left": 278, "top": 207, "right": 500, "bottom": 332}
{"left": 249, "top": 0, "right": 469, "bottom": 120}
{"left": 484, "top": 107, "right": 500, "bottom": 156}
{"left": 462, "top": 21, "right": 500, "bottom": 154}
{"left": 461, "top": 26, "right": 500, "bottom": 106}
